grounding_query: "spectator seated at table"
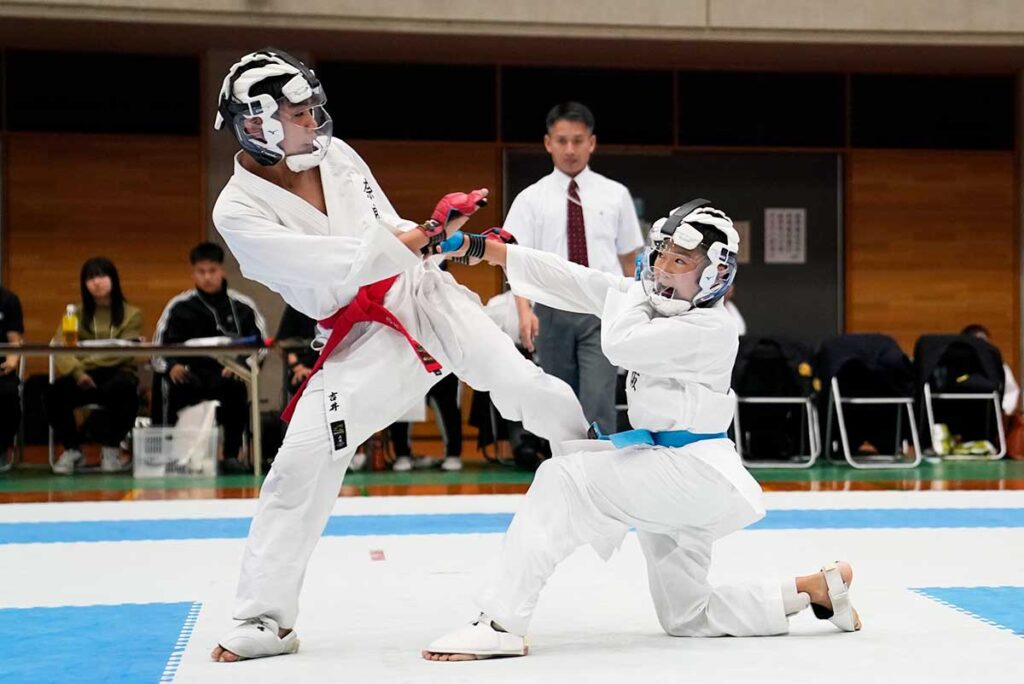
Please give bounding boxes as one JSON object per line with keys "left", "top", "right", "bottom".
{"left": 154, "top": 242, "right": 267, "bottom": 474}
{"left": 46, "top": 257, "right": 142, "bottom": 474}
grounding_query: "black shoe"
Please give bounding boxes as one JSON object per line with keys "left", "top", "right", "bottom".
{"left": 219, "top": 457, "right": 252, "bottom": 475}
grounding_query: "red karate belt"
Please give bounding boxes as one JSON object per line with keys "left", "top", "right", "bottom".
{"left": 280, "top": 275, "right": 443, "bottom": 423}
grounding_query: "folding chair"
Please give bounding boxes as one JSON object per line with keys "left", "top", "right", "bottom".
{"left": 817, "top": 334, "right": 922, "bottom": 469}
{"left": 731, "top": 336, "right": 820, "bottom": 468}
{"left": 914, "top": 334, "right": 1006, "bottom": 460}
{"left": 0, "top": 356, "right": 26, "bottom": 473}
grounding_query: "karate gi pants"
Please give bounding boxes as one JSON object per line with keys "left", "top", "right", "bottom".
{"left": 232, "top": 273, "right": 588, "bottom": 628}
{"left": 476, "top": 441, "right": 791, "bottom": 638}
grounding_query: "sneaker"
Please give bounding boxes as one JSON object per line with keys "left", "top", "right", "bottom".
{"left": 100, "top": 447, "right": 130, "bottom": 473}
{"left": 215, "top": 616, "right": 300, "bottom": 661}
{"left": 413, "top": 455, "right": 442, "bottom": 469}
{"left": 52, "top": 449, "right": 84, "bottom": 475}
{"left": 441, "top": 456, "right": 463, "bottom": 472}
{"left": 348, "top": 451, "right": 367, "bottom": 472}
{"left": 219, "top": 457, "right": 252, "bottom": 475}
{"left": 392, "top": 455, "right": 413, "bottom": 472}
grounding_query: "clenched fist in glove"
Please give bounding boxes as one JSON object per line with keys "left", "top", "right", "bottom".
{"left": 416, "top": 188, "right": 489, "bottom": 255}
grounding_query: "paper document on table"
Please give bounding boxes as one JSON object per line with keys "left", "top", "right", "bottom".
{"left": 78, "top": 339, "right": 140, "bottom": 347}
{"left": 183, "top": 336, "right": 236, "bottom": 347}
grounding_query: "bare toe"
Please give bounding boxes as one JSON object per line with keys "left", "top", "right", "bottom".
{"left": 423, "top": 650, "right": 478, "bottom": 662}
{"left": 214, "top": 645, "right": 240, "bottom": 662}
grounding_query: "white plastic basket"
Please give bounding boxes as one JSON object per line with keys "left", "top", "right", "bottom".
{"left": 132, "top": 426, "right": 219, "bottom": 478}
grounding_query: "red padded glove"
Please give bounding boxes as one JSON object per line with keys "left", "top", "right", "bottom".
{"left": 431, "top": 190, "right": 488, "bottom": 227}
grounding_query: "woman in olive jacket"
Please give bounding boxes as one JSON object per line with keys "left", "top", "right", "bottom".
{"left": 47, "top": 257, "right": 143, "bottom": 474}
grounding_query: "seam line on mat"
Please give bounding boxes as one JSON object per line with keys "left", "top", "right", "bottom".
{"left": 161, "top": 601, "right": 201, "bottom": 682}
{"left": 910, "top": 588, "right": 1023, "bottom": 640}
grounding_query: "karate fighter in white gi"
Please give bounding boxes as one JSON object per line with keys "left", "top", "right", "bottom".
{"left": 423, "top": 199, "right": 861, "bottom": 660}
{"left": 208, "top": 48, "right": 589, "bottom": 662}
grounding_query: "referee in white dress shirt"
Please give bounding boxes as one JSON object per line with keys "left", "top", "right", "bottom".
{"left": 504, "top": 102, "right": 644, "bottom": 434}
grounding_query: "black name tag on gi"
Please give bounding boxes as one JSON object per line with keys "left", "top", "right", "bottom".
{"left": 330, "top": 420, "right": 348, "bottom": 451}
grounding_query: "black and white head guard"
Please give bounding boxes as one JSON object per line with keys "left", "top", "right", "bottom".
{"left": 215, "top": 48, "right": 332, "bottom": 172}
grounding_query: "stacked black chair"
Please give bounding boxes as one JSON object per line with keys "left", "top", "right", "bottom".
{"left": 913, "top": 334, "right": 1006, "bottom": 459}
{"left": 816, "top": 333, "right": 922, "bottom": 468}
{"left": 731, "top": 336, "right": 820, "bottom": 468}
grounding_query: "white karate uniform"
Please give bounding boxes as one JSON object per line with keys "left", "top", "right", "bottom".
{"left": 474, "top": 246, "right": 789, "bottom": 638}
{"left": 213, "top": 140, "right": 588, "bottom": 629}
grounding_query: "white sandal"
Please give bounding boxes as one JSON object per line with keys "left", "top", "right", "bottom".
{"left": 811, "top": 561, "right": 861, "bottom": 632}
{"left": 425, "top": 616, "right": 528, "bottom": 659}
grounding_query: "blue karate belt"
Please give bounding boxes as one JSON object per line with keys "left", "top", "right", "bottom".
{"left": 589, "top": 422, "right": 727, "bottom": 449}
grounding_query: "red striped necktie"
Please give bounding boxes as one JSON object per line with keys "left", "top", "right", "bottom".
{"left": 567, "top": 178, "right": 589, "bottom": 266}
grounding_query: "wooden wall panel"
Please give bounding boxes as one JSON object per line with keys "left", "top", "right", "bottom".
{"left": 846, "top": 149, "right": 1019, "bottom": 371}
{"left": 6, "top": 132, "right": 204, "bottom": 371}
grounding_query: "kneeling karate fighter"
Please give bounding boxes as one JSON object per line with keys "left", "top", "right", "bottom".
{"left": 424, "top": 199, "right": 861, "bottom": 660}
{"left": 208, "top": 48, "right": 589, "bottom": 662}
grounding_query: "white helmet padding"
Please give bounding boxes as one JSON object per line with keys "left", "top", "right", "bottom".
{"left": 215, "top": 48, "right": 333, "bottom": 172}
{"left": 649, "top": 198, "right": 740, "bottom": 253}
{"left": 640, "top": 198, "right": 740, "bottom": 316}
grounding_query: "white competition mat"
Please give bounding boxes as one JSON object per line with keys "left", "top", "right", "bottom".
{"left": 1, "top": 491, "right": 1022, "bottom": 684}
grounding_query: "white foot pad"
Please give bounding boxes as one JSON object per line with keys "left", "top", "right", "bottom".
{"left": 426, "top": 618, "right": 527, "bottom": 658}
{"left": 814, "top": 562, "right": 861, "bottom": 632}
{"left": 217, "top": 617, "right": 300, "bottom": 660}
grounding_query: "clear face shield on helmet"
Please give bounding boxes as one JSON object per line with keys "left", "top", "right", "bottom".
{"left": 231, "top": 88, "right": 332, "bottom": 172}
{"left": 639, "top": 240, "right": 709, "bottom": 316}
{"left": 270, "top": 90, "right": 333, "bottom": 172}
{"left": 219, "top": 63, "right": 333, "bottom": 171}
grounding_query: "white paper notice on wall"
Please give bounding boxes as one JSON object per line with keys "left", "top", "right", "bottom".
{"left": 733, "top": 220, "right": 751, "bottom": 264}
{"left": 764, "top": 208, "right": 806, "bottom": 264}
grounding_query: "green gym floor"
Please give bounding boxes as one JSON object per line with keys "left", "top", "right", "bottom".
{"left": 1, "top": 458, "right": 1022, "bottom": 503}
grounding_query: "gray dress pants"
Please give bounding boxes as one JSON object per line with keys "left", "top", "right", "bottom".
{"left": 533, "top": 303, "right": 618, "bottom": 433}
